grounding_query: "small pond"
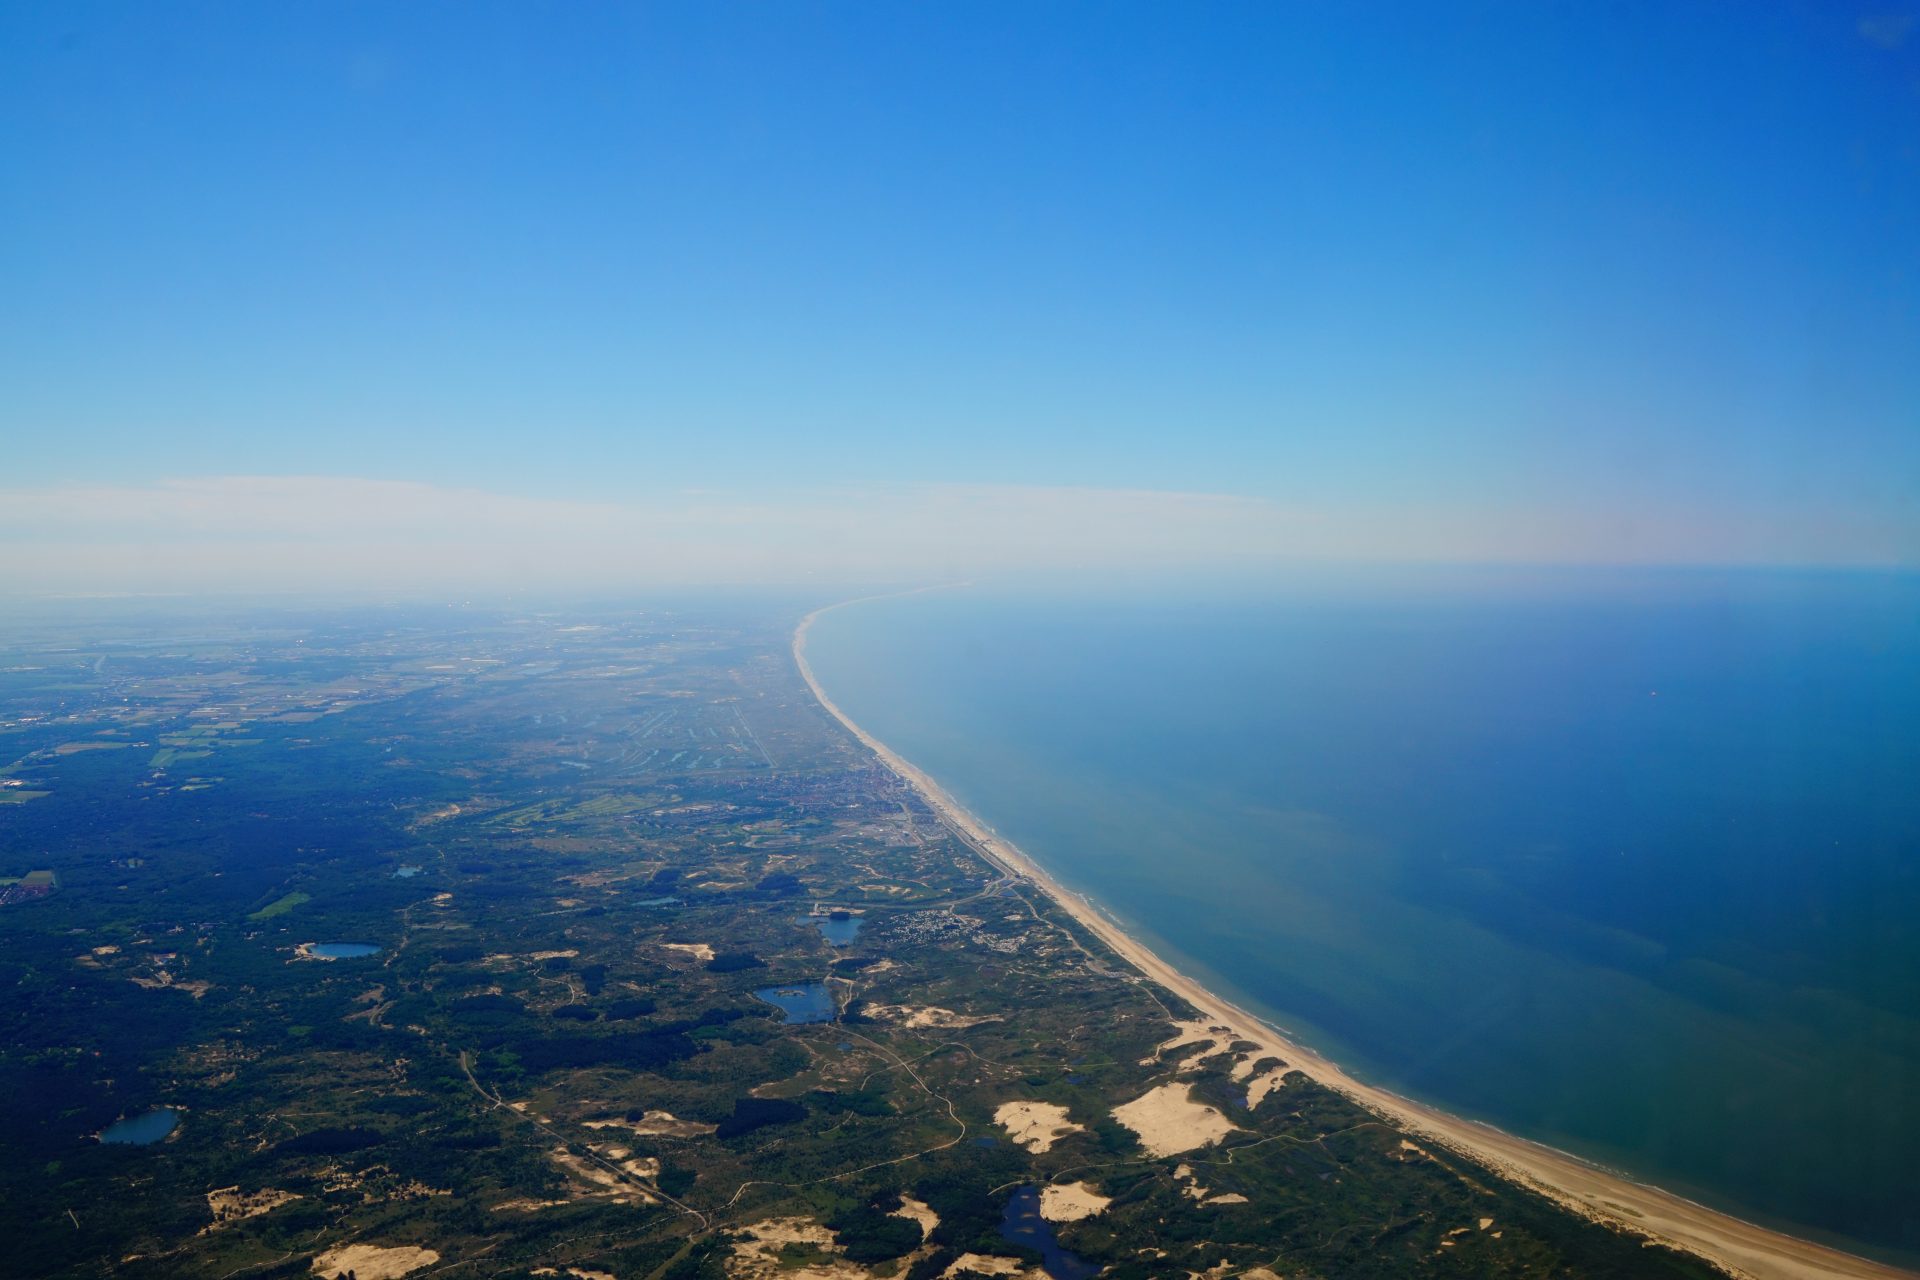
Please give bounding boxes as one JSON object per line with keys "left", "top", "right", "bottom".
{"left": 310, "top": 942, "right": 382, "bottom": 959}
{"left": 753, "top": 982, "right": 837, "bottom": 1024}
{"left": 632, "top": 895, "right": 681, "bottom": 907}
{"left": 392, "top": 865, "right": 423, "bottom": 878}
{"left": 804, "top": 912, "right": 864, "bottom": 946}
{"left": 1000, "top": 1185, "right": 1101, "bottom": 1280}
{"left": 100, "top": 1108, "right": 180, "bottom": 1146}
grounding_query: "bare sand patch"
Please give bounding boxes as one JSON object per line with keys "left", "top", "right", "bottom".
{"left": 866, "top": 1003, "right": 998, "bottom": 1029}
{"left": 727, "top": 1217, "right": 868, "bottom": 1280}
{"left": 130, "top": 972, "right": 212, "bottom": 998}
{"left": 492, "top": 1197, "right": 570, "bottom": 1213}
{"left": 201, "top": 1186, "right": 297, "bottom": 1232}
{"left": 1112, "top": 1082, "right": 1237, "bottom": 1157}
{"left": 1142, "top": 1019, "right": 1235, "bottom": 1071}
{"left": 893, "top": 1195, "right": 940, "bottom": 1235}
{"left": 660, "top": 942, "right": 715, "bottom": 963}
{"left": 1230, "top": 1050, "right": 1285, "bottom": 1082}
{"left": 1245, "top": 1067, "right": 1294, "bottom": 1110}
{"left": 994, "top": 1100, "right": 1082, "bottom": 1153}
{"left": 1174, "top": 1163, "right": 1210, "bottom": 1200}
{"left": 941, "top": 1254, "right": 1044, "bottom": 1278}
{"left": 584, "top": 1111, "right": 716, "bottom": 1138}
{"left": 547, "top": 1146, "right": 649, "bottom": 1202}
{"left": 529, "top": 949, "right": 578, "bottom": 961}
{"left": 310, "top": 1243, "right": 440, "bottom": 1279}
{"left": 1039, "top": 1182, "right": 1111, "bottom": 1222}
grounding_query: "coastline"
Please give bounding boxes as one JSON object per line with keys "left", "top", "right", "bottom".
{"left": 794, "top": 598, "right": 1915, "bottom": 1280}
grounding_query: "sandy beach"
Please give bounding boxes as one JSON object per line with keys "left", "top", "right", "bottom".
{"left": 795, "top": 601, "right": 1915, "bottom": 1280}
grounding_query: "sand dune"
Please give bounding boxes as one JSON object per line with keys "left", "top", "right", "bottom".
{"left": 1112, "top": 1082, "right": 1237, "bottom": 1157}
{"left": 1040, "top": 1182, "right": 1112, "bottom": 1222}
{"left": 994, "top": 1100, "right": 1082, "bottom": 1153}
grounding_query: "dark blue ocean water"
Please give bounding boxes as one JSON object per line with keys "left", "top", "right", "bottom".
{"left": 804, "top": 570, "right": 1920, "bottom": 1259}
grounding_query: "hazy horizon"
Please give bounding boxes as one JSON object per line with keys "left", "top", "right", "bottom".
{"left": 6, "top": 3, "right": 1918, "bottom": 592}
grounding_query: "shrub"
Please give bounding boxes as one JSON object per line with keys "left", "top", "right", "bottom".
{"left": 715, "top": 1096, "right": 805, "bottom": 1139}
{"left": 829, "top": 1206, "right": 923, "bottom": 1263}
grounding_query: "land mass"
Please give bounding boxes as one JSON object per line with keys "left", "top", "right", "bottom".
{"left": 0, "top": 597, "right": 1900, "bottom": 1279}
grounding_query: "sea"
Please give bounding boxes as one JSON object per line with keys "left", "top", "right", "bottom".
{"left": 802, "top": 568, "right": 1920, "bottom": 1262}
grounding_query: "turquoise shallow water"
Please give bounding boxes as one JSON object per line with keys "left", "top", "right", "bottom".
{"left": 310, "top": 942, "right": 381, "bottom": 959}
{"left": 804, "top": 571, "right": 1920, "bottom": 1260}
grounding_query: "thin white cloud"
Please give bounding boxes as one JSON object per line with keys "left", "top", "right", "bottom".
{"left": 0, "top": 476, "right": 1316, "bottom": 594}
{"left": 1858, "top": 12, "right": 1915, "bottom": 50}
{"left": 0, "top": 475, "right": 1908, "bottom": 596}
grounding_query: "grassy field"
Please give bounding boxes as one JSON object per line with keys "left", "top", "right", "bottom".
{"left": 246, "top": 890, "right": 311, "bottom": 921}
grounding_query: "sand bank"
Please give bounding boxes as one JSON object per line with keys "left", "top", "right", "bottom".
{"left": 795, "top": 600, "right": 1915, "bottom": 1280}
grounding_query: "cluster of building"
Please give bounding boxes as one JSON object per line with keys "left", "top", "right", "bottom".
{"left": 0, "top": 869, "right": 57, "bottom": 906}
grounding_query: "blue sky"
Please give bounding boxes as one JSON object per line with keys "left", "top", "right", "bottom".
{"left": 2, "top": 3, "right": 1916, "bottom": 587}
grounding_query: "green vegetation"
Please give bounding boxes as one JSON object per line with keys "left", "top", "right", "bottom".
{"left": 245, "top": 890, "right": 311, "bottom": 921}
{"left": 831, "top": 1205, "right": 923, "bottom": 1262}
